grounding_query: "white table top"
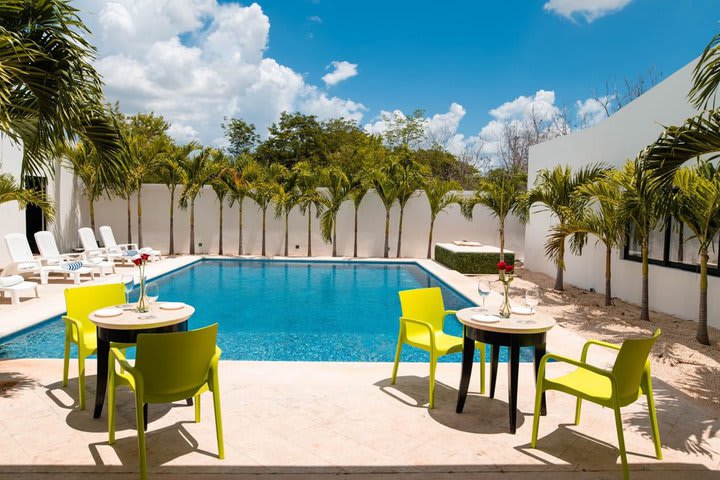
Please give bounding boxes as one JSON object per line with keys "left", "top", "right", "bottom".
{"left": 89, "top": 302, "right": 195, "bottom": 330}
{"left": 455, "top": 306, "right": 555, "bottom": 335}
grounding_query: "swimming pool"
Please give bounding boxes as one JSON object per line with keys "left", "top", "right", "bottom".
{"left": 0, "top": 259, "right": 532, "bottom": 362}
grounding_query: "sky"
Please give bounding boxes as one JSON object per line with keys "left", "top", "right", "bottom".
{"left": 73, "top": 0, "right": 719, "bottom": 155}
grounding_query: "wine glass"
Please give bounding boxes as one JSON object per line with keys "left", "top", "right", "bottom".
{"left": 477, "top": 280, "right": 491, "bottom": 309}
{"left": 145, "top": 282, "right": 159, "bottom": 308}
{"left": 525, "top": 287, "right": 540, "bottom": 313}
{"left": 121, "top": 275, "right": 134, "bottom": 306}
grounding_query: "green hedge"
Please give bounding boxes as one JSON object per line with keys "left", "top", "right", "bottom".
{"left": 434, "top": 245, "right": 514, "bottom": 274}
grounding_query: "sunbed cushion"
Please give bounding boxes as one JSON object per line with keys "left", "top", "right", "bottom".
{"left": 0, "top": 275, "right": 24, "bottom": 287}
{"left": 61, "top": 261, "right": 84, "bottom": 271}
{"left": 17, "top": 262, "right": 38, "bottom": 271}
{"left": 122, "top": 250, "right": 139, "bottom": 257}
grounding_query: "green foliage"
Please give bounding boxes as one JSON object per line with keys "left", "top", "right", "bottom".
{"left": 0, "top": 172, "right": 54, "bottom": 222}
{"left": 434, "top": 245, "right": 514, "bottom": 275}
{"left": 256, "top": 112, "right": 324, "bottom": 168}
{"left": 690, "top": 31, "right": 720, "bottom": 109}
{"left": 222, "top": 117, "right": 259, "bottom": 156}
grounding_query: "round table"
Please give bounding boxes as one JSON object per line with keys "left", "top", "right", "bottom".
{"left": 89, "top": 302, "right": 195, "bottom": 419}
{"left": 454, "top": 306, "right": 555, "bottom": 434}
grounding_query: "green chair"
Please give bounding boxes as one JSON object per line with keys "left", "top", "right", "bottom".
{"left": 391, "top": 287, "right": 486, "bottom": 409}
{"left": 531, "top": 329, "right": 662, "bottom": 480}
{"left": 63, "top": 283, "right": 126, "bottom": 410}
{"left": 108, "top": 324, "right": 224, "bottom": 480}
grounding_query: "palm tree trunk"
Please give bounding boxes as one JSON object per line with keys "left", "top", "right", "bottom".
{"left": 89, "top": 198, "right": 95, "bottom": 233}
{"left": 218, "top": 202, "right": 224, "bottom": 255}
{"left": 169, "top": 186, "right": 175, "bottom": 255}
{"left": 137, "top": 183, "right": 143, "bottom": 248}
{"left": 284, "top": 213, "right": 289, "bottom": 256}
{"left": 353, "top": 205, "right": 359, "bottom": 258}
{"left": 427, "top": 216, "right": 435, "bottom": 259}
{"left": 261, "top": 207, "right": 267, "bottom": 256}
{"left": 383, "top": 207, "right": 390, "bottom": 258}
{"left": 396, "top": 205, "right": 405, "bottom": 258}
{"left": 697, "top": 248, "right": 710, "bottom": 345}
{"left": 189, "top": 200, "right": 196, "bottom": 255}
{"left": 238, "top": 199, "right": 243, "bottom": 255}
{"left": 126, "top": 196, "right": 132, "bottom": 244}
{"left": 640, "top": 239, "right": 650, "bottom": 321}
{"left": 554, "top": 240, "right": 564, "bottom": 291}
{"left": 605, "top": 244, "right": 612, "bottom": 307}
{"left": 499, "top": 218, "right": 506, "bottom": 262}
{"left": 307, "top": 205, "right": 312, "bottom": 257}
{"left": 332, "top": 220, "right": 337, "bottom": 257}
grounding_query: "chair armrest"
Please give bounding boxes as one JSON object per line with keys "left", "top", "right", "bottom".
{"left": 400, "top": 317, "right": 436, "bottom": 349}
{"left": 444, "top": 310, "right": 457, "bottom": 315}
{"left": 580, "top": 339, "right": 621, "bottom": 362}
{"left": 110, "top": 347, "right": 140, "bottom": 389}
{"left": 540, "top": 353, "right": 616, "bottom": 380}
{"left": 61, "top": 315, "right": 84, "bottom": 341}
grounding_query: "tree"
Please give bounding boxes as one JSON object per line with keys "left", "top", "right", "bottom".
{"left": 424, "top": 178, "right": 461, "bottom": 259}
{"left": 545, "top": 175, "right": 626, "bottom": 306}
{"left": 0, "top": 172, "right": 54, "bottom": 221}
{"left": 349, "top": 173, "right": 370, "bottom": 258}
{"left": 272, "top": 170, "right": 300, "bottom": 257}
{"left": 256, "top": 112, "right": 324, "bottom": 168}
{"left": 320, "top": 167, "right": 353, "bottom": 257}
{"left": 294, "top": 161, "right": 325, "bottom": 256}
{"left": 463, "top": 169, "right": 525, "bottom": 262}
{"left": 522, "top": 164, "right": 607, "bottom": 291}
{"left": 226, "top": 155, "right": 261, "bottom": 255}
{"left": 179, "top": 148, "right": 219, "bottom": 255}
{"left": 210, "top": 151, "right": 233, "bottom": 255}
{"left": 672, "top": 162, "right": 720, "bottom": 344}
{"left": 158, "top": 142, "right": 199, "bottom": 255}
{"left": 250, "top": 164, "right": 286, "bottom": 256}
{"left": 391, "top": 152, "right": 426, "bottom": 257}
{"left": 371, "top": 168, "right": 398, "bottom": 258}
{"left": 381, "top": 109, "right": 426, "bottom": 149}
{"left": 61, "top": 142, "right": 111, "bottom": 232}
{"left": 222, "top": 118, "right": 259, "bottom": 156}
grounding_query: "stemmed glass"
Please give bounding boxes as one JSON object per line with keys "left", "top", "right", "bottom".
{"left": 525, "top": 287, "right": 540, "bottom": 313}
{"left": 477, "top": 280, "right": 491, "bottom": 310}
{"left": 121, "top": 275, "right": 134, "bottom": 307}
{"left": 145, "top": 282, "right": 159, "bottom": 307}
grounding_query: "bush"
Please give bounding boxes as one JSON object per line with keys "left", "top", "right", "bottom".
{"left": 434, "top": 245, "right": 515, "bottom": 274}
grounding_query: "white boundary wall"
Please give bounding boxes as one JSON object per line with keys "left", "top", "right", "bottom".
{"left": 526, "top": 58, "right": 720, "bottom": 328}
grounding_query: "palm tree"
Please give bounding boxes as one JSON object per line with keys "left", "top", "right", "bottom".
{"left": 463, "top": 170, "right": 524, "bottom": 262}
{"left": 371, "top": 168, "right": 398, "bottom": 258}
{"left": 0, "top": 0, "right": 122, "bottom": 177}
{"left": 210, "top": 151, "right": 232, "bottom": 255}
{"left": 179, "top": 148, "right": 219, "bottom": 255}
{"left": 125, "top": 135, "right": 167, "bottom": 248}
{"left": 545, "top": 175, "right": 627, "bottom": 307}
{"left": 226, "top": 155, "right": 260, "bottom": 256}
{"left": 672, "top": 162, "right": 720, "bottom": 345}
{"left": 61, "top": 142, "right": 111, "bottom": 232}
{"left": 349, "top": 174, "right": 370, "bottom": 258}
{"left": 523, "top": 164, "right": 607, "bottom": 291}
{"left": 273, "top": 171, "right": 300, "bottom": 256}
{"left": 158, "top": 142, "right": 198, "bottom": 255}
{"left": 0, "top": 172, "right": 54, "bottom": 220}
{"left": 294, "top": 162, "right": 324, "bottom": 257}
{"left": 113, "top": 171, "right": 136, "bottom": 244}
{"left": 425, "top": 178, "right": 461, "bottom": 259}
{"left": 250, "top": 164, "right": 286, "bottom": 256}
{"left": 391, "top": 153, "right": 425, "bottom": 257}
{"left": 320, "top": 168, "right": 353, "bottom": 257}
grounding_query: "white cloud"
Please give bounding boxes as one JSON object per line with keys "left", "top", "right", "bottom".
{"left": 75, "top": 1, "right": 365, "bottom": 144}
{"left": 543, "top": 0, "right": 632, "bottom": 22}
{"left": 322, "top": 61, "right": 358, "bottom": 87}
{"left": 575, "top": 96, "right": 610, "bottom": 126}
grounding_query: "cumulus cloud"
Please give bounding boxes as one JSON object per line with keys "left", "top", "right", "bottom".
{"left": 575, "top": 96, "right": 611, "bottom": 126}
{"left": 75, "top": 0, "right": 365, "bottom": 144}
{"left": 322, "top": 61, "right": 359, "bottom": 87}
{"left": 543, "top": 0, "right": 632, "bottom": 22}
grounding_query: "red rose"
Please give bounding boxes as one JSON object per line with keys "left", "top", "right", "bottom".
{"left": 132, "top": 257, "right": 142, "bottom": 266}
{"left": 140, "top": 253, "right": 150, "bottom": 261}
{"left": 497, "top": 261, "right": 506, "bottom": 270}
{"left": 505, "top": 264, "right": 514, "bottom": 273}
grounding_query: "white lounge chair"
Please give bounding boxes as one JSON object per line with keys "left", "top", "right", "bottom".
{"left": 0, "top": 275, "right": 38, "bottom": 305}
{"left": 99, "top": 225, "right": 162, "bottom": 262}
{"left": 78, "top": 227, "right": 134, "bottom": 266}
{"left": 3, "top": 233, "right": 92, "bottom": 285}
{"left": 35, "top": 230, "right": 116, "bottom": 277}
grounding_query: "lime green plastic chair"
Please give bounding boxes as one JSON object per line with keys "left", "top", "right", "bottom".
{"left": 391, "top": 287, "right": 486, "bottom": 409}
{"left": 108, "top": 323, "right": 224, "bottom": 480}
{"left": 63, "top": 283, "right": 126, "bottom": 409}
{"left": 531, "top": 329, "right": 662, "bottom": 480}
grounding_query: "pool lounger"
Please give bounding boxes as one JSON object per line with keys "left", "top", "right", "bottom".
{"left": 0, "top": 275, "right": 39, "bottom": 305}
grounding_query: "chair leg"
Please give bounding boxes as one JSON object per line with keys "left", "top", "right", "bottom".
{"left": 212, "top": 389, "right": 225, "bottom": 459}
{"left": 644, "top": 378, "right": 663, "bottom": 460}
{"left": 574, "top": 398, "right": 582, "bottom": 425}
{"left": 62, "top": 336, "right": 71, "bottom": 388}
{"left": 613, "top": 406, "right": 629, "bottom": 480}
{"left": 77, "top": 349, "right": 86, "bottom": 410}
{"left": 390, "top": 336, "right": 403, "bottom": 385}
{"left": 478, "top": 342, "right": 486, "bottom": 395}
{"left": 195, "top": 394, "right": 201, "bottom": 423}
{"left": 428, "top": 352, "right": 437, "bottom": 409}
{"left": 530, "top": 379, "right": 544, "bottom": 448}
{"left": 135, "top": 396, "right": 148, "bottom": 480}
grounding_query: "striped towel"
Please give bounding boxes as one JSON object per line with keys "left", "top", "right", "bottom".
{"left": 122, "top": 250, "right": 139, "bottom": 257}
{"left": 62, "top": 261, "right": 84, "bottom": 271}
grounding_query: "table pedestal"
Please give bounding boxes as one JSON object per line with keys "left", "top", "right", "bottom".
{"left": 455, "top": 326, "right": 547, "bottom": 434}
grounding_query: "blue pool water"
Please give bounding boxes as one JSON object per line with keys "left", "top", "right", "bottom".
{"left": 0, "top": 260, "right": 532, "bottom": 362}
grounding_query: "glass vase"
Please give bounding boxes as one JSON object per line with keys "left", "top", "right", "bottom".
{"left": 499, "top": 283, "right": 511, "bottom": 318}
{"left": 136, "top": 275, "right": 149, "bottom": 313}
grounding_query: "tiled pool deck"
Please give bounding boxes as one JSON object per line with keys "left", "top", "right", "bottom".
{"left": 1, "top": 256, "right": 719, "bottom": 478}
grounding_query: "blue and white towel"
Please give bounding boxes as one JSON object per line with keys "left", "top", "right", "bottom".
{"left": 61, "top": 261, "right": 84, "bottom": 271}
{"left": 122, "top": 250, "right": 139, "bottom": 257}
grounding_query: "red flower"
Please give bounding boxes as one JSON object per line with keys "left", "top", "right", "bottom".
{"left": 132, "top": 257, "right": 142, "bottom": 266}
{"left": 505, "top": 264, "right": 514, "bottom": 273}
{"left": 140, "top": 253, "right": 150, "bottom": 261}
{"left": 497, "top": 261, "right": 506, "bottom": 270}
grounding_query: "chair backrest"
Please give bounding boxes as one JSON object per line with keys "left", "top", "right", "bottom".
{"left": 4, "top": 233, "right": 33, "bottom": 262}
{"left": 612, "top": 329, "right": 661, "bottom": 401}
{"left": 78, "top": 228, "right": 99, "bottom": 250}
{"left": 398, "top": 287, "right": 446, "bottom": 330}
{"left": 35, "top": 231, "right": 61, "bottom": 258}
{"left": 135, "top": 324, "right": 218, "bottom": 397}
{"left": 64, "top": 283, "right": 126, "bottom": 334}
{"left": 99, "top": 226, "right": 118, "bottom": 248}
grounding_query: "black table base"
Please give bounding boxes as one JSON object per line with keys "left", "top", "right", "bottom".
{"left": 94, "top": 320, "right": 189, "bottom": 419}
{"left": 456, "top": 326, "right": 547, "bottom": 434}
